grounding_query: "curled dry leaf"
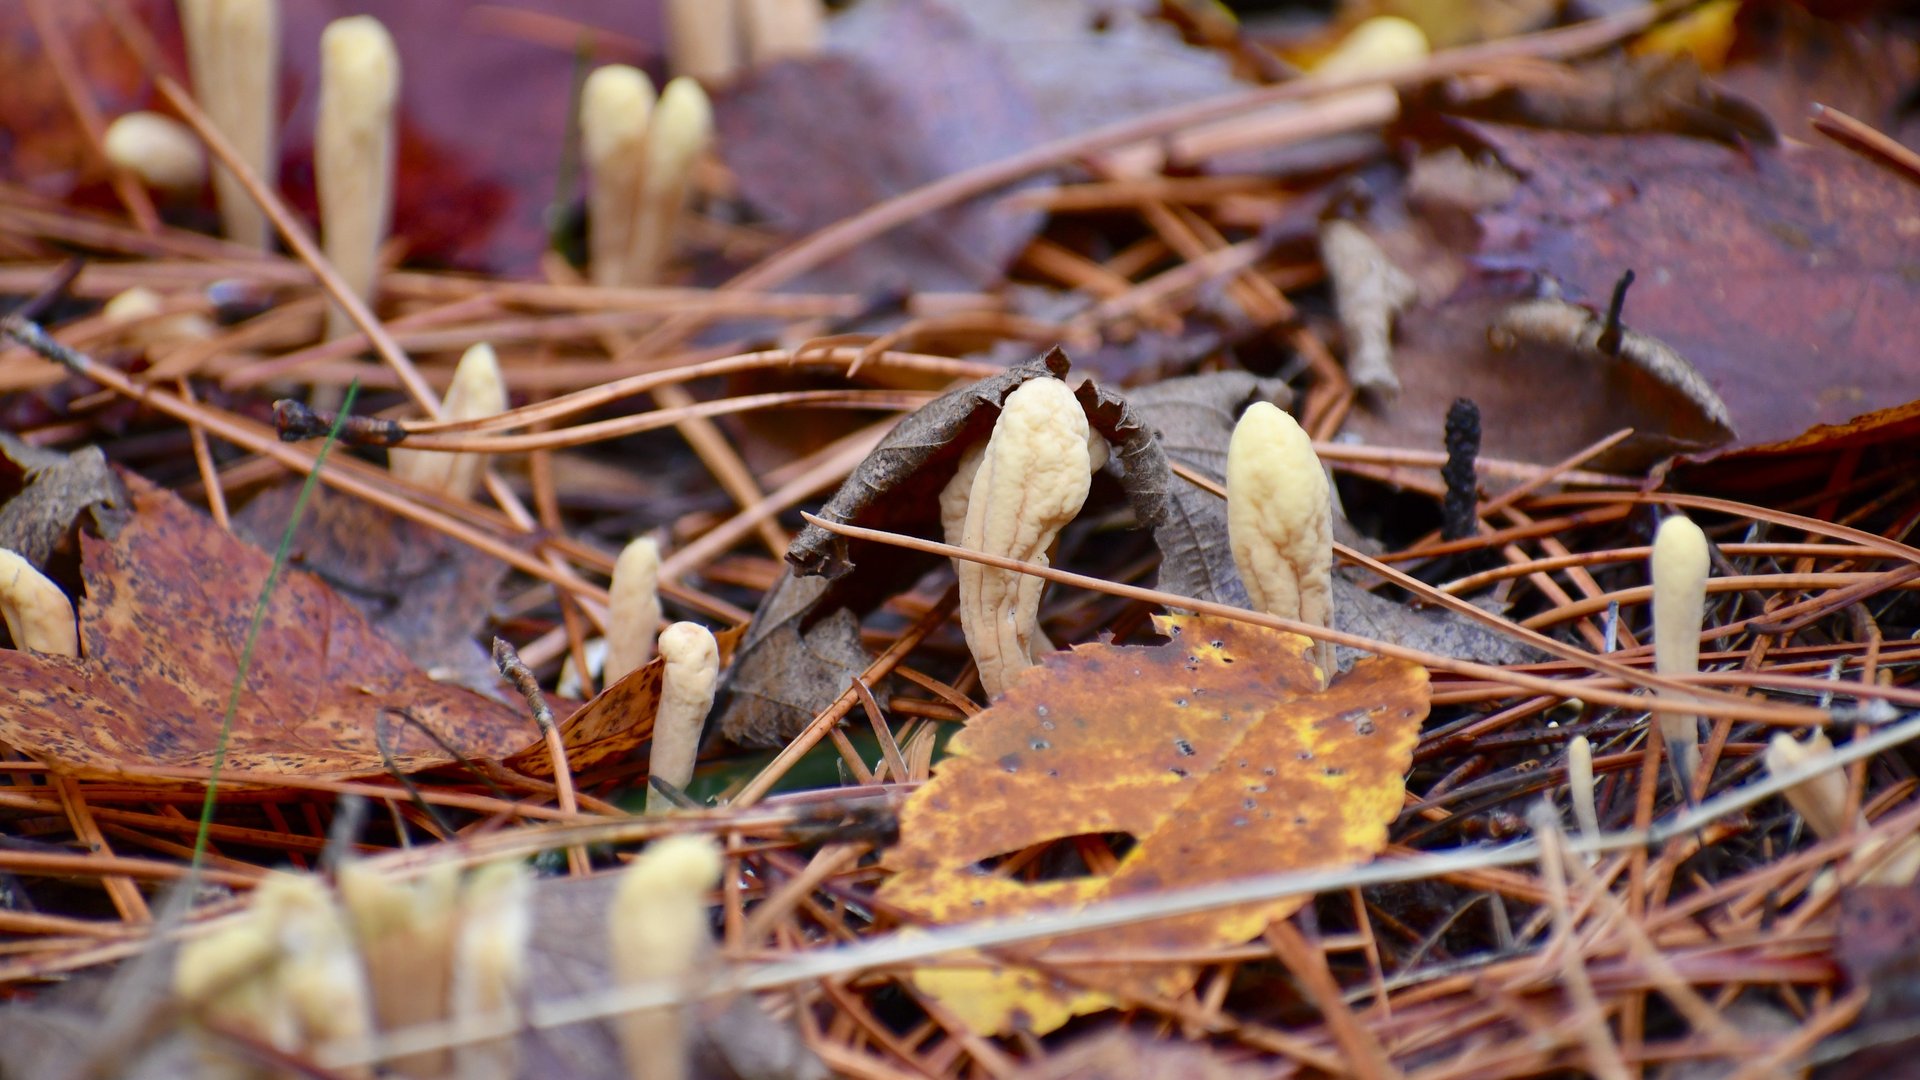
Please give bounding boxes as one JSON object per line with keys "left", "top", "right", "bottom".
{"left": 878, "top": 614, "right": 1428, "bottom": 1035}
{"left": 0, "top": 433, "right": 128, "bottom": 567}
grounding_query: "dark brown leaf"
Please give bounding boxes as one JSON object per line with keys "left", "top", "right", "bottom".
{"left": 233, "top": 484, "right": 509, "bottom": 698}
{"left": 0, "top": 433, "right": 128, "bottom": 569}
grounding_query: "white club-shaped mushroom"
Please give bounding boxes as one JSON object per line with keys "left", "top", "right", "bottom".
{"left": 1567, "top": 735, "right": 1600, "bottom": 843}
{"left": 1763, "top": 730, "right": 1851, "bottom": 842}
{"left": 581, "top": 65, "right": 656, "bottom": 288}
{"left": 178, "top": 0, "right": 279, "bottom": 248}
{"left": 665, "top": 0, "right": 740, "bottom": 82}
{"left": 258, "top": 873, "right": 375, "bottom": 1078}
{"left": 1226, "top": 401, "right": 1333, "bottom": 672}
{"left": 337, "top": 861, "right": 459, "bottom": 1078}
{"left": 316, "top": 15, "right": 399, "bottom": 343}
{"left": 742, "top": 0, "right": 826, "bottom": 63}
{"left": 605, "top": 536, "right": 664, "bottom": 685}
{"left": 451, "top": 862, "right": 533, "bottom": 1080}
{"left": 0, "top": 549, "right": 77, "bottom": 657}
{"left": 103, "top": 111, "right": 207, "bottom": 195}
{"left": 388, "top": 342, "right": 506, "bottom": 500}
{"left": 626, "top": 77, "right": 712, "bottom": 286}
{"left": 610, "top": 834, "right": 723, "bottom": 1080}
{"left": 1651, "top": 513, "right": 1709, "bottom": 786}
{"left": 1766, "top": 730, "right": 1920, "bottom": 885}
{"left": 646, "top": 622, "right": 719, "bottom": 813}
{"left": 956, "top": 377, "right": 1091, "bottom": 698}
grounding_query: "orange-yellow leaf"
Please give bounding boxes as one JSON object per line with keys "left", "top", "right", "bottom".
{"left": 878, "top": 614, "right": 1427, "bottom": 1035}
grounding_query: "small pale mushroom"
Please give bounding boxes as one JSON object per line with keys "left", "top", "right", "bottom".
{"left": 1764, "top": 732, "right": 1920, "bottom": 885}
{"left": 646, "top": 621, "right": 720, "bottom": 813}
{"left": 1650, "top": 513, "right": 1708, "bottom": 788}
{"left": 178, "top": 0, "right": 279, "bottom": 249}
{"left": 741, "top": 0, "right": 826, "bottom": 63}
{"left": 175, "top": 895, "right": 300, "bottom": 1073}
{"left": 1311, "top": 15, "right": 1429, "bottom": 78}
{"left": 1225, "top": 401, "right": 1333, "bottom": 674}
{"left": 388, "top": 342, "right": 506, "bottom": 500}
{"left": 955, "top": 377, "right": 1092, "bottom": 698}
{"left": 665, "top": 0, "right": 740, "bottom": 81}
{"left": 627, "top": 77, "right": 713, "bottom": 286}
{"left": 450, "top": 862, "right": 533, "bottom": 1080}
{"left": 605, "top": 536, "right": 664, "bottom": 686}
{"left": 1320, "top": 219, "right": 1416, "bottom": 398}
{"left": 102, "top": 286, "right": 217, "bottom": 352}
{"left": 610, "top": 834, "right": 723, "bottom": 1080}
{"left": 259, "top": 874, "right": 375, "bottom": 1079}
{"left": 581, "top": 64, "right": 656, "bottom": 288}
{"left": 1567, "top": 735, "right": 1600, "bottom": 843}
{"left": 175, "top": 872, "right": 375, "bottom": 1079}
{"left": 0, "top": 549, "right": 77, "bottom": 657}
{"left": 316, "top": 15, "right": 400, "bottom": 343}
{"left": 103, "top": 111, "right": 207, "bottom": 195}
{"left": 337, "top": 861, "right": 459, "bottom": 1078}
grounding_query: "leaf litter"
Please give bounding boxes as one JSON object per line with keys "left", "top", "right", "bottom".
{"left": 3, "top": 0, "right": 1920, "bottom": 1076}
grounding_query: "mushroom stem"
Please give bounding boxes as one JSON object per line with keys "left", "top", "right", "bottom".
{"left": 1765, "top": 731, "right": 1920, "bottom": 885}
{"left": 316, "top": 15, "right": 399, "bottom": 343}
{"left": 605, "top": 536, "right": 664, "bottom": 686}
{"left": 1763, "top": 730, "right": 1851, "bottom": 842}
{"left": 104, "top": 112, "right": 207, "bottom": 196}
{"left": 388, "top": 342, "right": 506, "bottom": 500}
{"left": 665, "top": 0, "right": 740, "bottom": 81}
{"left": 0, "top": 549, "right": 77, "bottom": 657}
{"left": 175, "top": 872, "right": 375, "bottom": 1079}
{"left": 1567, "top": 735, "right": 1600, "bottom": 843}
{"left": 1321, "top": 219, "right": 1416, "bottom": 398}
{"left": 741, "top": 0, "right": 826, "bottom": 63}
{"left": 956, "top": 377, "right": 1092, "bottom": 698}
{"left": 338, "top": 861, "right": 459, "bottom": 1078}
{"left": 611, "top": 835, "right": 723, "bottom": 1080}
{"left": 1226, "top": 401, "right": 1334, "bottom": 676}
{"left": 581, "top": 65, "right": 656, "bottom": 288}
{"left": 647, "top": 622, "right": 720, "bottom": 813}
{"left": 451, "top": 862, "right": 533, "bottom": 1080}
{"left": 627, "top": 77, "right": 713, "bottom": 286}
{"left": 1650, "top": 514, "right": 1708, "bottom": 791}
{"left": 178, "top": 0, "right": 279, "bottom": 248}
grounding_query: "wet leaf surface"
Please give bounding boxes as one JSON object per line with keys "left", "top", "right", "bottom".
{"left": 878, "top": 614, "right": 1427, "bottom": 1035}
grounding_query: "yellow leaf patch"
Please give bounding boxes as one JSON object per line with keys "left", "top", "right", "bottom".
{"left": 878, "top": 615, "right": 1428, "bottom": 1035}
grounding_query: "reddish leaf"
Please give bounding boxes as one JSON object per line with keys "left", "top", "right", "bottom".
{"left": 1343, "top": 120, "right": 1920, "bottom": 466}
{"left": 0, "top": 480, "right": 629, "bottom": 780}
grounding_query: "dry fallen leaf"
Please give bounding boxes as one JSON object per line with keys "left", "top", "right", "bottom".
{"left": 878, "top": 614, "right": 1427, "bottom": 1035}
{"left": 0, "top": 479, "right": 651, "bottom": 780}
{"left": 714, "top": 0, "right": 1049, "bottom": 294}
{"left": 0, "top": 433, "right": 127, "bottom": 570}
{"left": 233, "top": 484, "right": 509, "bottom": 697}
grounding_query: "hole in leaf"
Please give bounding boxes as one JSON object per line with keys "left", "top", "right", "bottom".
{"left": 972, "top": 833, "right": 1140, "bottom": 882}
